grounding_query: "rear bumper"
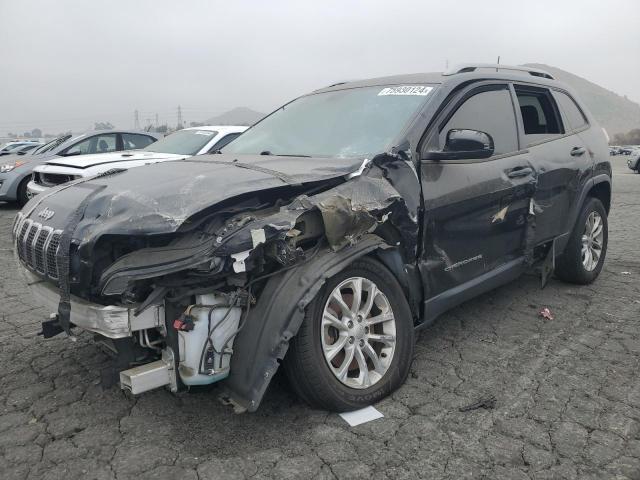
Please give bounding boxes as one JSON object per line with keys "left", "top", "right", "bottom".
{"left": 21, "top": 268, "right": 163, "bottom": 338}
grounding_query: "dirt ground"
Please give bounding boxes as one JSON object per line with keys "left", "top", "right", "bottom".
{"left": 1, "top": 158, "right": 639, "bottom": 480}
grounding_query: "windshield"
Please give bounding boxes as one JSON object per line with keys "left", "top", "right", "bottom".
{"left": 143, "top": 129, "right": 217, "bottom": 155}
{"left": 223, "top": 85, "right": 435, "bottom": 158}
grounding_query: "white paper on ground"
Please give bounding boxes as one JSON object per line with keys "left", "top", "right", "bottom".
{"left": 339, "top": 406, "right": 384, "bottom": 426}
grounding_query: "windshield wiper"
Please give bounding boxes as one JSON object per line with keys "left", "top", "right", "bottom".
{"left": 259, "top": 151, "right": 311, "bottom": 158}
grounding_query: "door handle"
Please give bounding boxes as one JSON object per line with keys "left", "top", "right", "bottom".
{"left": 507, "top": 166, "right": 533, "bottom": 178}
{"left": 570, "top": 146, "right": 586, "bottom": 156}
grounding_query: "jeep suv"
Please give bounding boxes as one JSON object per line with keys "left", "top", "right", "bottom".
{"left": 13, "top": 64, "right": 611, "bottom": 412}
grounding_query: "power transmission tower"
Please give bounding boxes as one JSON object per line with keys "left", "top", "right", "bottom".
{"left": 134, "top": 110, "right": 140, "bottom": 130}
{"left": 177, "top": 106, "right": 183, "bottom": 129}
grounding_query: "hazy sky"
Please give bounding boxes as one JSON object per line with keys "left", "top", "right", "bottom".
{"left": 1, "top": 0, "right": 638, "bottom": 134}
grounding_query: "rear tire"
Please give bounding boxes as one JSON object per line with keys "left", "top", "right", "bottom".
{"left": 284, "top": 256, "right": 414, "bottom": 412}
{"left": 555, "top": 197, "right": 608, "bottom": 284}
{"left": 16, "top": 177, "right": 30, "bottom": 207}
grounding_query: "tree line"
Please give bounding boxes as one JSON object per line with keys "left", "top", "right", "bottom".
{"left": 612, "top": 129, "right": 640, "bottom": 145}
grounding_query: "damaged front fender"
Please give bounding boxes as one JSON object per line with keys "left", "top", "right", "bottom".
{"left": 222, "top": 235, "right": 390, "bottom": 412}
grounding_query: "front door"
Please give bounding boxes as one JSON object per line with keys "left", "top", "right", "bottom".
{"left": 418, "top": 83, "right": 536, "bottom": 303}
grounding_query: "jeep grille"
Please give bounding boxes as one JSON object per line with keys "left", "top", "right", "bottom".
{"left": 13, "top": 213, "right": 62, "bottom": 280}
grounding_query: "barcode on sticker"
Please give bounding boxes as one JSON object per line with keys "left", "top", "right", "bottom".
{"left": 378, "top": 86, "right": 433, "bottom": 96}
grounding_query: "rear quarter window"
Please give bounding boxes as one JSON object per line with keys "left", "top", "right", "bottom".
{"left": 123, "top": 133, "right": 156, "bottom": 150}
{"left": 553, "top": 91, "right": 588, "bottom": 131}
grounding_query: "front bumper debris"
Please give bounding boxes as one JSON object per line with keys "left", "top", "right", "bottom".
{"left": 24, "top": 270, "right": 163, "bottom": 339}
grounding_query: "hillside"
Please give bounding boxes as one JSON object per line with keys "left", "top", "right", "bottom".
{"left": 524, "top": 64, "right": 640, "bottom": 136}
{"left": 204, "top": 107, "right": 265, "bottom": 126}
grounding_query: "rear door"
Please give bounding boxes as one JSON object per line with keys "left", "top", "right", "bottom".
{"left": 512, "top": 85, "right": 592, "bottom": 243}
{"left": 419, "top": 83, "right": 536, "bottom": 300}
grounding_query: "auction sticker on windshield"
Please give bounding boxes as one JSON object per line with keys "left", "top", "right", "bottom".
{"left": 378, "top": 86, "right": 433, "bottom": 96}
{"left": 194, "top": 131, "right": 215, "bottom": 135}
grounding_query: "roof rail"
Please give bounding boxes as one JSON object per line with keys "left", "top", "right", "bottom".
{"left": 443, "top": 63, "right": 554, "bottom": 80}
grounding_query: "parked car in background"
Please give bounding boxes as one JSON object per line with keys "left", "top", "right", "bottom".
{"left": 0, "top": 141, "right": 41, "bottom": 156}
{"left": 0, "top": 143, "right": 43, "bottom": 156}
{"left": 620, "top": 147, "right": 635, "bottom": 155}
{"left": 27, "top": 126, "right": 247, "bottom": 198}
{"left": 15, "top": 64, "right": 610, "bottom": 412}
{"left": 0, "top": 130, "right": 160, "bottom": 205}
{"left": 627, "top": 151, "right": 640, "bottom": 172}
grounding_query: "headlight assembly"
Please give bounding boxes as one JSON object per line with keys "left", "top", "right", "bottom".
{"left": 0, "top": 161, "right": 25, "bottom": 173}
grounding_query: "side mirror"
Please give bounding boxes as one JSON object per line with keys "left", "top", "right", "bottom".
{"left": 425, "top": 129, "right": 494, "bottom": 161}
{"left": 61, "top": 150, "right": 82, "bottom": 157}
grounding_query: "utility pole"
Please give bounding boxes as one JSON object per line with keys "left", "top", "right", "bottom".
{"left": 177, "top": 106, "right": 183, "bottom": 129}
{"left": 134, "top": 110, "right": 140, "bottom": 130}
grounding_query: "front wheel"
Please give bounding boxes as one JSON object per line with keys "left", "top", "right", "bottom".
{"left": 284, "top": 257, "right": 414, "bottom": 412}
{"left": 555, "top": 197, "right": 608, "bottom": 284}
{"left": 16, "top": 177, "right": 30, "bottom": 207}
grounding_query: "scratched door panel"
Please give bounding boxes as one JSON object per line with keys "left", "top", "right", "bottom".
{"left": 420, "top": 152, "right": 535, "bottom": 298}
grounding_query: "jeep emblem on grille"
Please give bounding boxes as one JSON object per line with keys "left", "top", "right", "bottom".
{"left": 37, "top": 208, "right": 55, "bottom": 220}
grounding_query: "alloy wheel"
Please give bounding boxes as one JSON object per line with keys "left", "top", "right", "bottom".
{"left": 320, "top": 277, "right": 396, "bottom": 389}
{"left": 582, "top": 211, "right": 604, "bottom": 272}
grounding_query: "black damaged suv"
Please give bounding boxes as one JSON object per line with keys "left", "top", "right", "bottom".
{"left": 14, "top": 64, "right": 611, "bottom": 412}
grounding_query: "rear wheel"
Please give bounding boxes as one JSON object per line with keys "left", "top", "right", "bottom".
{"left": 555, "top": 197, "right": 608, "bottom": 284}
{"left": 284, "top": 257, "right": 414, "bottom": 412}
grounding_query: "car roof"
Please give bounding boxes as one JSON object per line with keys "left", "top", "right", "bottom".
{"left": 313, "top": 65, "right": 568, "bottom": 94}
{"left": 183, "top": 125, "right": 249, "bottom": 134}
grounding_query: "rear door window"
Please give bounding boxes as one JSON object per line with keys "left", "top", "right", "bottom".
{"left": 435, "top": 87, "right": 519, "bottom": 156}
{"left": 514, "top": 86, "right": 563, "bottom": 141}
{"left": 553, "top": 91, "right": 588, "bottom": 131}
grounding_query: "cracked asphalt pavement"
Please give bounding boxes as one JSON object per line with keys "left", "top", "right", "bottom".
{"left": 1, "top": 159, "right": 640, "bottom": 480}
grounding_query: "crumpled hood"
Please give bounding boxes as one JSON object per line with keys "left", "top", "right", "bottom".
{"left": 43, "top": 150, "right": 185, "bottom": 169}
{"left": 22, "top": 153, "right": 364, "bottom": 238}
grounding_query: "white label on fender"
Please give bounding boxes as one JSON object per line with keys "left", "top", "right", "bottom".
{"left": 378, "top": 86, "right": 433, "bottom": 96}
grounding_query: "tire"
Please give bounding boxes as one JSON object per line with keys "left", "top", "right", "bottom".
{"left": 555, "top": 197, "right": 608, "bottom": 284}
{"left": 16, "top": 177, "right": 30, "bottom": 207}
{"left": 284, "top": 256, "right": 414, "bottom": 412}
